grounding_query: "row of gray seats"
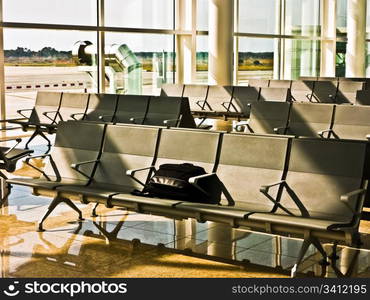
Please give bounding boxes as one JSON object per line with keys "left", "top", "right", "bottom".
{"left": 248, "top": 79, "right": 365, "bottom": 104}
{"left": 238, "top": 101, "right": 370, "bottom": 140}
{"left": 7, "top": 121, "right": 368, "bottom": 276}
{"left": 160, "top": 84, "right": 291, "bottom": 118}
{"left": 4, "top": 91, "right": 195, "bottom": 149}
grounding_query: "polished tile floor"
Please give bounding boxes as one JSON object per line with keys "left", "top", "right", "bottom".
{"left": 0, "top": 132, "right": 369, "bottom": 278}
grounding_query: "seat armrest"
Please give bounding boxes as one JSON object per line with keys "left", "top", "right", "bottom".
{"left": 129, "top": 116, "right": 145, "bottom": 124}
{"left": 163, "top": 117, "right": 181, "bottom": 128}
{"left": 274, "top": 126, "right": 288, "bottom": 134}
{"left": 0, "top": 117, "right": 27, "bottom": 123}
{"left": 340, "top": 189, "right": 366, "bottom": 215}
{"left": 235, "top": 120, "right": 251, "bottom": 132}
{"left": 25, "top": 154, "right": 54, "bottom": 181}
{"left": 260, "top": 180, "right": 286, "bottom": 194}
{"left": 70, "top": 112, "right": 86, "bottom": 120}
{"left": 99, "top": 114, "right": 114, "bottom": 122}
{"left": 126, "top": 166, "right": 156, "bottom": 187}
{"left": 318, "top": 128, "right": 333, "bottom": 138}
{"left": 42, "top": 110, "right": 60, "bottom": 123}
{"left": 1, "top": 138, "right": 22, "bottom": 155}
{"left": 17, "top": 108, "right": 33, "bottom": 118}
{"left": 71, "top": 160, "right": 99, "bottom": 179}
{"left": 189, "top": 173, "right": 235, "bottom": 206}
{"left": 366, "top": 134, "right": 370, "bottom": 141}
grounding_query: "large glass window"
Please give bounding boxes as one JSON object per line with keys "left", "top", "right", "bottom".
{"left": 105, "top": 0, "right": 174, "bottom": 29}
{"left": 238, "top": 0, "right": 277, "bottom": 34}
{"left": 196, "top": 35, "right": 208, "bottom": 83}
{"left": 4, "top": 29, "right": 97, "bottom": 118}
{"left": 285, "top": 0, "right": 321, "bottom": 36}
{"left": 3, "top": 0, "right": 97, "bottom": 26}
{"left": 105, "top": 33, "right": 174, "bottom": 95}
{"left": 197, "top": 0, "right": 209, "bottom": 31}
{"left": 237, "top": 37, "right": 275, "bottom": 84}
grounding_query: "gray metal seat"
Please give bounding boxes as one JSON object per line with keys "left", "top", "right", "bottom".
{"left": 335, "top": 81, "right": 365, "bottom": 104}
{"left": 81, "top": 93, "right": 118, "bottom": 122}
{"left": 54, "top": 92, "right": 90, "bottom": 122}
{"left": 203, "top": 85, "right": 234, "bottom": 113}
{"left": 9, "top": 91, "right": 63, "bottom": 150}
{"left": 55, "top": 124, "right": 162, "bottom": 216}
{"left": 311, "top": 81, "right": 338, "bottom": 103}
{"left": 287, "top": 103, "right": 334, "bottom": 137}
{"left": 248, "top": 79, "right": 269, "bottom": 87}
{"left": 183, "top": 84, "right": 209, "bottom": 111}
{"left": 330, "top": 105, "right": 370, "bottom": 140}
{"left": 249, "top": 137, "right": 367, "bottom": 276}
{"left": 258, "top": 87, "right": 291, "bottom": 102}
{"left": 8, "top": 121, "right": 105, "bottom": 192}
{"left": 238, "top": 101, "right": 291, "bottom": 135}
{"left": 176, "top": 133, "right": 291, "bottom": 219}
{"left": 290, "top": 80, "right": 314, "bottom": 102}
{"left": 114, "top": 94, "right": 150, "bottom": 124}
{"left": 230, "top": 86, "right": 260, "bottom": 117}
{"left": 141, "top": 96, "right": 195, "bottom": 128}
{"left": 160, "top": 83, "right": 184, "bottom": 97}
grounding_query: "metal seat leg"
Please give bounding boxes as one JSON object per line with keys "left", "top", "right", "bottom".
{"left": 38, "top": 196, "right": 84, "bottom": 232}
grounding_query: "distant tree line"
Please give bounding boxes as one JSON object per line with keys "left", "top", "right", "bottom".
{"left": 5, "top": 47, "right": 72, "bottom": 59}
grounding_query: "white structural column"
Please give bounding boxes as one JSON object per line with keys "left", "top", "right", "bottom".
{"left": 320, "top": 0, "right": 336, "bottom": 77}
{"left": 208, "top": 0, "right": 234, "bottom": 85}
{"left": 97, "top": 0, "right": 105, "bottom": 93}
{"left": 176, "top": 0, "right": 196, "bottom": 84}
{"left": 346, "top": 0, "right": 367, "bottom": 77}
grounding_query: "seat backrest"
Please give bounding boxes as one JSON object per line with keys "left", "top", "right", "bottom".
{"left": 268, "top": 80, "right": 292, "bottom": 88}
{"left": 248, "top": 102, "right": 291, "bottom": 134}
{"left": 183, "top": 84, "right": 209, "bottom": 111}
{"left": 57, "top": 93, "right": 89, "bottom": 121}
{"left": 332, "top": 105, "right": 370, "bottom": 140}
{"left": 259, "top": 87, "right": 291, "bottom": 102}
{"left": 43, "top": 121, "right": 105, "bottom": 181}
{"left": 356, "top": 90, "right": 370, "bottom": 105}
{"left": 160, "top": 83, "right": 184, "bottom": 97}
{"left": 312, "top": 81, "right": 338, "bottom": 103}
{"left": 114, "top": 94, "right": 150, "bottom": 124}
{"left": 205, "top": 85, "right": 233, "bottom": 112}
{"left": 231, "top": 86, "right": 260, "bottom": 116}
{"left": 248, "top": 79, "right": 269, "bottom": 87}
{"left": 217, "top": 133, "right": 290, "bottom": 210}
{"left": 92, "top": 124, "right": 160, "bottom": 191}
{"left": 288, "top": 103, "right": 334, "bottom": 137}
{"left": 84, "top": 94, "right": 118, "bottom": 122}
{"left": 336, "top": 81, "right": 365, "bottom": 104}
{"left": 155, "top": 128, "right": 221, "bottom": 173}
{"left": 278, "top": 138, "right": 366, "bottom": 222}
{"left": 290, "top": 80, "right": 315, "bottom": 102}
{"left": 30, "top": 91, "right": 63, "bottom": 124}
{"left": 144, "top": 96, "right": 183, "bottom": 126}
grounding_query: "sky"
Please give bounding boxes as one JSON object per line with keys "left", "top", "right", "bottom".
{"left": 3, "top": 0, "right": 364, "bottom": 53}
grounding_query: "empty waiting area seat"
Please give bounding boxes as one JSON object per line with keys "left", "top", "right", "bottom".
{"left": 330, "top": 105, "right": 370, "bottom": 140}
{"left": 335, "top": 81, "right": 365, "bottom": 104}
{"left": 82, "top": 93, "right": 118, "bottom": 122}
{"left": 160, "top": 83, "right": 184, "bottom": 97}
{"left": 311, "top": 81, "right": 338, "bottom": 103}
{"left": 182, "top": 84, "right": 209, "bottom": 111}
{"left": 290, "top": 80, "right": 314, "bottom": 102}
{"left": 8, "top": 91, "right": 63, "bottom": 149}
{"left": 236, "top": 101, "right": 291, "bottom": 135}
{"left": 113, "top": 94, "right": 150, "bottom": 124}
{"left": 286, "top": 103, "right": 334, "bottom": 137}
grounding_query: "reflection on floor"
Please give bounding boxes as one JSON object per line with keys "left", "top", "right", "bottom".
{"left": 0, "top": 132, "right": 369, "bottom": 278}
{"left": 0, "top": 184, "right": 369, "bottom": 278}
